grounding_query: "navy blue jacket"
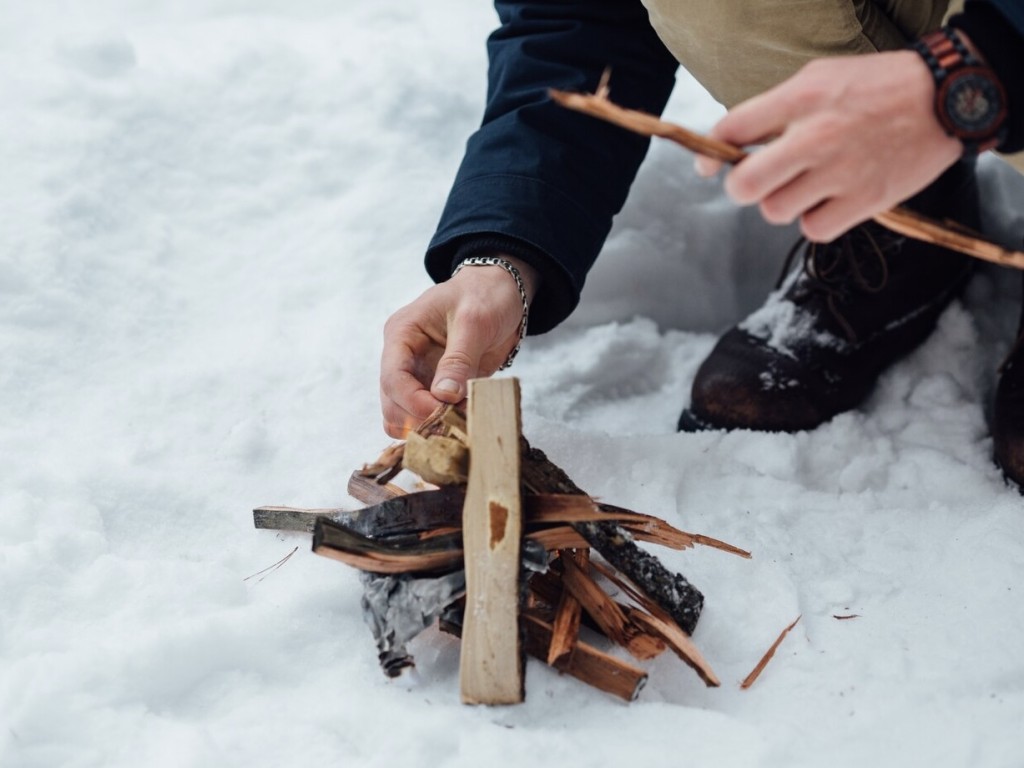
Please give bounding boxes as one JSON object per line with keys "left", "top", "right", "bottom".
{"left": 426, "top": 0, "right": 1024, "bottom": 334}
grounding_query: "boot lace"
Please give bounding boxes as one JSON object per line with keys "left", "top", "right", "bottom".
{"left": 774, "top": 223, "right": 904, "bottom": 343}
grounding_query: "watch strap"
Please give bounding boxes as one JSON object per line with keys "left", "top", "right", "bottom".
{"left": 912, "top": 27, "right": 1008, "bottom": 155}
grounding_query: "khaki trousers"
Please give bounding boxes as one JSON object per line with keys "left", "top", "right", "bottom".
{"left": 641, "top": 0, "right": 1024, "bottom": 173}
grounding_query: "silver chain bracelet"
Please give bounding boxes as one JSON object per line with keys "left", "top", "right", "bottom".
{"left": 451, "top": 255, "right": 529, "bottom": 370}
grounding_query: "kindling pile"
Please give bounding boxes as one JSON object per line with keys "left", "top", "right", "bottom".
{"left": 254, "top": 378, "right": 752, "bottom": 704}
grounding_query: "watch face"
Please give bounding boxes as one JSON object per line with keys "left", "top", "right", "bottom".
{"left": 939, "top": 66, "right": 1006, "bottom": 139}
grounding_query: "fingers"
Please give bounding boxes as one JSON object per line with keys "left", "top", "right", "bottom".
{"left": 713, "top": 66, "right": 822, "bottom": 150}
{"left": 695, "top": 62, "right": 827, "bottom": 183}
{"left": 380, "top": 332, "right": 442, "bottom": 438}
{"left": 429, "top": 311, "right": 503, "bottom": 403}
{"left": 798, "top": 194, "right": 876, "bottom": 243}
{"left": 379, "top": 264, "right": 529, "bottom": 438}
{"left": 725, "top": 141, "right": 812, "bottom": 208}
{"left": 694, "top": 153, "right": 724, "bottom": 178}
{"left": 757, "top": 167, "right": 835, "bottom": 227}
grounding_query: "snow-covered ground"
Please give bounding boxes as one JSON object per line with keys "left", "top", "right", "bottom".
{"left": 3, "top": 3, "right": 1024, "bottom": 767}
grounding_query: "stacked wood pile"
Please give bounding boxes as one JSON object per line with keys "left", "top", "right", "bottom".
{"left": 254, "top": 378, "right": 751, "bottom": 703}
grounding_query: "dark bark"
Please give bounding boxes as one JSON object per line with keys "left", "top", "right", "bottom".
{"left": 520, "top": 442, "right": 704, "bottom": 635}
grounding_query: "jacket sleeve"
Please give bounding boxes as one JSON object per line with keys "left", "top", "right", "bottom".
{"left": 949, "top": 0, "right": 1024, "bottom": 153}
{"left": 424, "top": 0, "right": 679, "bottom": 334}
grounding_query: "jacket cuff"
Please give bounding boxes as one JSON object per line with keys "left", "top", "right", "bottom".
{"left": 949, "top": 6, "right": 1024, "bottom": 153}
{"left": 425, "top": 174, "right": 609, "bottom": 334}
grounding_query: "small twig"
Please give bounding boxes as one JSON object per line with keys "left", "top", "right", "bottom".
{"left": 740, "top": 615, "right": 802, "bottom": 689}
{"left": 546, "top": 548, "right": 588, "bottom": 666}
{"left": 243, "top": 546, "right": 299, "bottom": 584}
{"left": 550, "top": 83, "right": 1024, "bottom": 270}
{"left": 549, "top": 86, "right": 745, "bottom": 164}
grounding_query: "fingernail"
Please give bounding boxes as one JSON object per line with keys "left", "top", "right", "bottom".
{"left": 434, "top": 378, "right": 461, "bottom": 395}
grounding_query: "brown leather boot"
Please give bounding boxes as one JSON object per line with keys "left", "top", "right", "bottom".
{"left": 679, "top": 160, "right": 978, "bottom": 433}
{"left": 993, "top": 277, "right": 1024, "bottom": 490}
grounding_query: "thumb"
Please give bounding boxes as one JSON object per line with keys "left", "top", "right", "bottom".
{"left": 430, "top": 323, "right": 490, "bottom": 403}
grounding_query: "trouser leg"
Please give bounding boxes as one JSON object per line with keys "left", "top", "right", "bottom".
{"left": 641, "top": 0, "right": 1023, "bottom": 171}
{"left": 641, "top": 0, "right": 948, "bottom": 108}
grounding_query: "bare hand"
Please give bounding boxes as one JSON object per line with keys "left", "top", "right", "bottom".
{"left": 379, "top": 257, "right": 538, "bottom": 437}
{"left": 695, "top": 50, "right": 963, "bottom": 242}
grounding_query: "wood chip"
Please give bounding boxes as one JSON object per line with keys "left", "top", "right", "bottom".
{"left": 546, "top": 549, "right": 587, "bottom": 666}
{"left": 740, "top": 616, "right": 802, "bottom": 690}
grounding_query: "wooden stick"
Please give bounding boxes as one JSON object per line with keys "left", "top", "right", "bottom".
{"left": 594, "top": 502, "right": 751, "bottom": 557}
{"left": 347, "top": 472, "right": 406, "bottom": 505}
{"left": 522, "top": 613, "right": 648, "bottom": 702}
{"left": 357, "top": 442, "right": 406, "bottom": 484}
{"left": 519, "top": 442, "right": 706, "bottom": 636}
{"left": 585, "top": 560, "right": 719, "bottom": 686}
{"left": 546, "top": 549, "right": 587, "bottom": 666}
{"left": 460, "top": 377, "right": 525, "bottom": 705}
{"left": 559, "top": 555, "right": 666, "bottom": 662}
{"left": 740, "top": 615, "right": 802, "bottom": 689}
{"left": 550, "top": 85, "right": 1024, "bottom": 270}
{"left": 873, "top": 207, "right": 1024, "bottom": 269}
{"left": 626, "top": 608, "right": 719, "bottom": 687}
{"left": 549, "top": 86, "right": 745, "bottom": 164}
{"left": 312, "top": 518, "right": 464, "bottom": 574}
{"left": 445, "top": 611, "right": 648, "bottom": 702}
{"left": 253, "top": 505, "right": 351, "bottom": 532}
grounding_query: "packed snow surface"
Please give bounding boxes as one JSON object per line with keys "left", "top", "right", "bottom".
{"left": 3, "top": 3, "right": 1024, "bottom": 767}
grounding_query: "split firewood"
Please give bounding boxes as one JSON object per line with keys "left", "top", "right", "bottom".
{"left": 253, "top": 505, "right": 350, "bottom": 533}
{"left": 312, "top": 514, "right": 551, "bottom": 576}
{"left": 262, "top": 399, "right": 747, "bottom": 698}
{"left": 543, "top": 555, "right": 718, "bottom": 685}
{"left": 459, "top": 378, "right": 525, "bottom": 705}
{"left": 286, "top": 493, "right": 724, "bottom": 585}
{"left": 358, "top": 441, "right": 406, "bottom": 485}
{"left": 550, "top": 80, "right": 1024, "bottom": 271}
{"left": 313, "top": 518, "right": 465, "bottom": 574}
{"left": 261, "top": 490, "right": 726, "bottom": 544}
{"left": 441, "top": 609, "right": 648, "bottom": 702}
{"left": 588, "top": 559, "right": 718, "bottom": 685}
{"left": 625, "top": 608, "right": 719, "bottom": 687}
{"left": 558, "top": 554, "right": 666, "bottom": 661}
{"left": 518, "top": 441, "right": 706, "bottom": 636}
{"left": 546, "top": 548, "right": 587, "bottom": 666}
{"left": 529, "top": 565, "right": 667, "bottom": 661}
{"left": 529, "top": 559, "right": 718, "bottom": 686}
{"left": 347, "top": 472, "right": 405, "bottom": 505}
{"left": 256, "top": 485, "right": 452, "bottom": 533}
{"left": 522, "top": 612, "right": 648, "bottom": 702}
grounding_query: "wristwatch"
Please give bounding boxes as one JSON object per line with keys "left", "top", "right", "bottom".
{"left": 912, "top": 27, "right": 1008, "bottom": 155}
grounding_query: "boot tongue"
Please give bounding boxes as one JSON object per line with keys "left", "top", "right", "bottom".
{"left": 783, "top": 224, "right": 905, "bottom": 342}
{"left": 812, "top": 225, "right": 900, "bottom": 294}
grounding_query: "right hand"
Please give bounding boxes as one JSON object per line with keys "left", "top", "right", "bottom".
{"left": 379, "top": 256, "right": 538, "bottom": 438}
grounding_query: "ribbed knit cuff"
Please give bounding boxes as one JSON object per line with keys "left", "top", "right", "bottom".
{"left": 443, "top": 234, "right": 574, "bottom": 336}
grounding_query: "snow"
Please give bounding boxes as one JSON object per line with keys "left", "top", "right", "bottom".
{"left": 3, "top": 3, "right": 1024, "bottom": 767}
{"left": 739, "top": 290, "right": 848, "bottom": 361}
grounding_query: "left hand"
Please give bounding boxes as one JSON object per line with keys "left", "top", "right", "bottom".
{"left": 695, "top": 50, "right": 963, "bottom": 242}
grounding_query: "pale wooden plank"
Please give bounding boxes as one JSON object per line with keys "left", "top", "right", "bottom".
{"left": 459, "top": 377, "right": 524, "bottom": 705}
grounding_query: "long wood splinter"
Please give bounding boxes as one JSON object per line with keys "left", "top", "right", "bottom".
{"left": 550, "top": 82, "right": 1024, "bottom": 270}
